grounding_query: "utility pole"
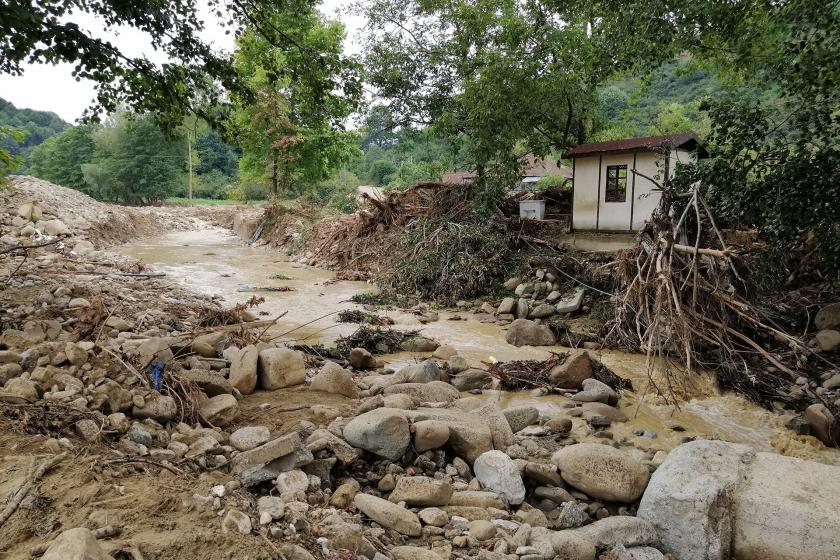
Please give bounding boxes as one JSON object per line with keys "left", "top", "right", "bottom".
{"left": 187, "top": 132, "right": 193, "bottom": 203}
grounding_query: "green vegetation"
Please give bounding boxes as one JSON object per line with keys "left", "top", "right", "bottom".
{"left": 0, "top": 0, "right": 835, "bottom": 277}
{"left": 165, "top": 197, "right": 243, "bottom": 206}
{"left": 0, "top": 98, "right": 68, "bottom": 160}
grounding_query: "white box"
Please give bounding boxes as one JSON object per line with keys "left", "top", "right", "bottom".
{"left": 519, "top": 199, "right": 545, "bottom": 220}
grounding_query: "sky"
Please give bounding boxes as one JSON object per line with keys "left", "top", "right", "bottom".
{"left": 0, "top": 1, "right": 366, "bottom": 123}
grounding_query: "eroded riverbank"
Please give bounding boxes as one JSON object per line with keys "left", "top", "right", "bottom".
{"left": 120, "top": 227, "right": 839, "bottom": 464}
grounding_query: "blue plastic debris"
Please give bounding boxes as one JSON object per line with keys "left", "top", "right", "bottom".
{"left": 150, "top": 360, "right": 165, "bottom": 391}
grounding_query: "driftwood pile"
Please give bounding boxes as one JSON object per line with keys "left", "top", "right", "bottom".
{"left": 606, "top": 181, "right": 826, "bottom": 409}
{"left": 304, "top": 182, "right": 473, "bottom": 276}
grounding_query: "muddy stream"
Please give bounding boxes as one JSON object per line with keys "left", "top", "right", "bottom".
{"left": 121, "top": 227, "right": 840, "bottom": 465}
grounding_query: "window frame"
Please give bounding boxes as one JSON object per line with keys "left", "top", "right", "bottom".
{"left": 604, "top": 164, "right": 628, "bottom": 203}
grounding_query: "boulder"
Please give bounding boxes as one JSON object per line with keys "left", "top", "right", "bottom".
{"left": 552, "top": 443, "right": 649, "bottom": 502}
{"left": 181, "top": 369, "right": 232, "bottom": 397}
{"left": 231, "top": 432, "right": 301, "bottom": 471}
{"left": 515, "top": 298, "right": 530, "bottom": 319}
{"left": 198, "top": 394, "right": 238, "bottom": 427}
{"left": 814, "top": 329, "right": 840, "bottom": 352}
{"left": 497, "top": 297, "right": 516, "bottom": 315}
{"left": 506, "top": 319, "right": 556, "bottom": 347}
{"left": 503, "top": 405, "right": 539, "bottom": 433}
{"left": 229, "top": 345, "right": 258, "bottom": 395}
{"left": 230, "top": 426, "right": 271, "bottom": 451}
{"left": 310, "top": 362, "right": 359, "bottom": 398}
{"left": 473, "top": 402, "right": 515, "bottom": 449}
{"left": 343, "top": 408, "right": 410, "bottom": 460}
{"left": 191, "top": 332, "right": 225, "bottom": 358}
{"left": 601, "top": 546, "right": 666, "bottom": 560}
{"left": 451, "top": 368, "right": 493, "bottom": 391}
{"left": 404, "top": 408, "right": 493, "bottom": 463}
{"left": 815, "top": 302, "right": 840, "bottom": 330}
{"left": 413, "top": 419, "right": 450, "bottom": 452}
{"left": 549, "top": 351, "right": 593, "bottom": 388}
{"left": 447, "top": 355, "right": 470, "bottom": 374}
{"left": 448, "top": 491, "right": 505, "bottom": 509}
{"left": 222, "top": 509, "right": 252, "bottom": 534}
{"left": 529, "top": 303, "right": 556, "bottom": 319}
{"left": 572, "top": 378, "right": 618, "bottom": 405}
{"left": 354, "top": 493, "right": 422, "bottom": 536}
{"left": 395, "top": 360, "right": 440, "bottom": 383}
{"left": 348, "top": 348, "right": 376, "bottom": 369}
{"left": 432, "top": 345, "right": 458, "bottom": 360}
{"left": 418, "top": 507, "right": 448, "bottom": 527}
{"left": 136, "top": 337, "right": 174, "bottom": 369}
{"left": 17, "top": 201, "right": 42, "bottom": 222}
{"left": 469, "top": 519, "right": 497, "bottom": 540}
{"left": 638, "top": 439, "right": 840, "bottom": 560}
{"left": 503, "top": 277, "right": 521, "bottom": 290}
{"left": 565, "top": 516, "right": 658, "bottom": 549}
{"left": 63, "top": 342, "right": 88, "bottom": 366}
{"left": 392, "top": 546, "right": 441, "bottom": 560}
{"left": 473, "top": 450, "right": 526, "bottom": 505}
{"left": 804, "top": 403, "right": 839, "bottom": 447}
{"left": 383, "top": 381, "right": 459, "bottom": 403}
{"left": 258, "top": 348, "right": 306, "bottom": 390}
{"left": 581, "top": 402, "right": 628, "bottom": 422}
{"left": 388, "top": 476, "right": 453, "bottom": 506}
{"left": 131, "top": 393, "right": 176, "bottom": 424}
{"left": 401, "top": 336, "right": 439, "bottom": 352}
{"left": 43, "top": 219, "right": 71, "bottom": 236}
{"left": 42, "top": 528, "right": 111, "bottom": 560}
{"left": 551, "top": 533, "right": 596, "bottom": 560}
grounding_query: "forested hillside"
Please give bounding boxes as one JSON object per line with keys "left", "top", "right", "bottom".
{"left": 0, "top": 97, "right": 68, "bottom": 159}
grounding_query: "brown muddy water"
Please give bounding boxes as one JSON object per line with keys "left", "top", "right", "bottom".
{"left": 120, "top": 228, "right": 840, "bottom": 465}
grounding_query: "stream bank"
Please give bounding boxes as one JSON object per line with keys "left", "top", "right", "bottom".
{"left": 2, "top": 176, "right": 839, "bottom": 560}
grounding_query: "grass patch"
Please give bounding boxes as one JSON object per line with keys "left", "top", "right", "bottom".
{"left": 165, "top": 197, "right": 244, "bottom": 206}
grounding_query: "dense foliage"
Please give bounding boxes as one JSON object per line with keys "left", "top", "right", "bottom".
{"left": 0, "top": 98, "right": 68, "bottom": 160}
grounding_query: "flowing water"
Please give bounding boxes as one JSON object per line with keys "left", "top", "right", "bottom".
{"left": 120, "top": 227, "right": 840, "bottom": 465}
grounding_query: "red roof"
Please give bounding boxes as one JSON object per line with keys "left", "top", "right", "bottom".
{"left": 567, "top": 133, "right": 708, "bottom": 158}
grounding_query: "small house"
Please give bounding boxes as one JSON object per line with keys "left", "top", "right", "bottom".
{"left": 567, "top": 133, "right": 708, "bottom": 232}
{"left": 442, "top": 155, "right": 573, "bottom": 191}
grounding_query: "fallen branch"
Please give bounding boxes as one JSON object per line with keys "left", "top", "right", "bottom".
{"left": 0, "top": 452, "right": 68, "bottom": 528}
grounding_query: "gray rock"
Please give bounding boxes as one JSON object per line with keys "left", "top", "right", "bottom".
{"left": 343, "top": 408, "right": 410, "bottom": 460}
{"left": 505, "top": 319, "right": 556, "bottom": 347}
{"left": 567, "top": 516, "right": 658, "bottom": 548}
{"left": 388, "top": 475, "right": 453, "bottom": 506}
{"left": 451, "top": 368, "right": 493, "bottom": 391}
{"left": 516, "top": 298, "right": 530, "bottom": 319}
{"left": 310, "top": 361, "right": 359, "bottom": 398}
{"left": 638, "top": 439, "right": 840, "bottom": 560}
{"left": 503, "top": 405, "right": 539, "bottom": 433}
{"left": 230, "top": 426, "right": 271, "bottom": 451}
{"left": 555, "top": 287, "right": 585, "bottom": 314}
{"left": 529, "top": 303, "right": 556, "bottom": 319}
{"left": 258, "top": 348, "right": 306, "bottom": 390}
{"left": 42, "top": 528, "right": 111, "bottom": 560}
{"left": 600, "top": 545, "right": 666, "bottom": 560}
{"left": 395, "top": 360, "right": 440, "bottom": 383}
{"left": 354, "top": 493, "right": 422, "bottom": 536}
{"left": 198, "top": 394, "right": 238, "bottom": 427}
{"left": 815, "top": 302, "right": 840, "bottom": 330}
{"left": 549, "top": 351, "right": 593, "bottom": 389}
{"left": 349, "top": 347, "right": 377, "bottom": 369}
{"left": 804, "top": 403, "right": 839, "bottom": 446}
{"left": 497, "top": 297, "right": 517, "bottom": 315}
{"left": 131, "top": 392, "right": 177, "bottom": 424}
{"left": 413, "top": 419, "right": 450, "bottom": 452}
{"left": 222, "top": 509, "right": 252, "bottom": 534}
{"left": 552, "top": 443, "right": 649, "bottom": 503}
{"left": 473, "top": 450, "right": 525, "bottom": 505}
{"left": 229, "top": 345, "right": 258, "bottom": 395}
{"left": 571, "top": 378, "right": 618, "bottom": 405}
{"left": 383, "top": 381, "right": 459, "bottom": 403}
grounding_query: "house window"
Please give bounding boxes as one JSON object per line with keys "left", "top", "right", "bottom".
{"left": 605, "top": 164, "right": 627, "bottom": 202}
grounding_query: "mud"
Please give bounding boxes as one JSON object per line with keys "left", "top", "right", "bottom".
{"left": 120, "top": 227, "right": 840, "bottom": 465}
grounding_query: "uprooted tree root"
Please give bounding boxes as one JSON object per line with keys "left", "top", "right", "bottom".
{"left": 605, "top": 182, "right": 834, "bottom": 411}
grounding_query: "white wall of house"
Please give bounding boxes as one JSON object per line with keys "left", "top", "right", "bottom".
{"left": 572, "top": 148, "right": 694, "bottom": 232}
